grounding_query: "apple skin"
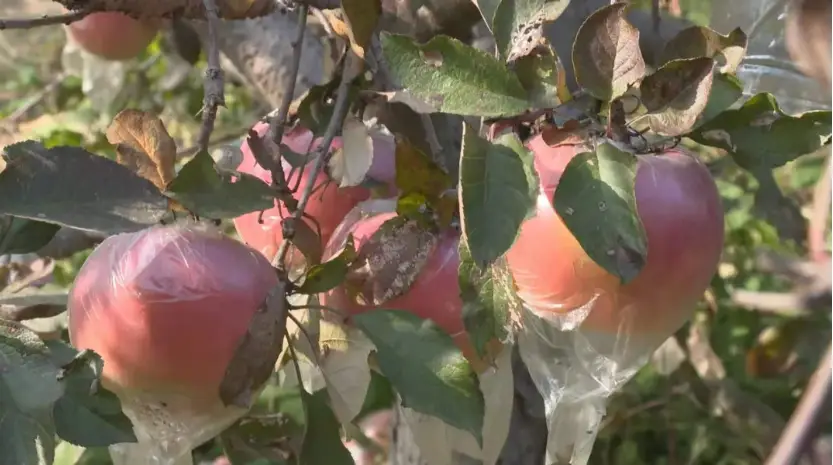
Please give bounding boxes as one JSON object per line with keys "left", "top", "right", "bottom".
{"left": 505, "top": 134, "right": 724, "bottom": 354}
{"left": 66, "top": 12, "right": 158, "bottom": 61}
{"left": 233, "top": 122, "right": 396, "bottom": 266}
{"left": 68, "top": 225, "right": 277, "bottom": 405}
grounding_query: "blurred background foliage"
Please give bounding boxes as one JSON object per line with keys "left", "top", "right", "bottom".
{"left": 0, "top": 1, "right": 829, "bottom": 464}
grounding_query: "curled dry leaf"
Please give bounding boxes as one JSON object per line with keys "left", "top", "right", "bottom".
{"left": 318, "top": 319, "right": 375, "bottom": 425}
{"left": 106, "top": 109, "right": 177, "bottom": 191}
{"left": 219, "top": 281, "right": 289, "bottom": 408}
{"left": 660, "top": 26, "right": 748, "bottom": 74}
{"left": 55, "top": 0, "right": 275, "bottom": 20}
{"left": 347, "top": 216, "right": 438, "bottom": 306}
{"left": 571, "top": 2, "right": 646, "bottom": 102}
{"left": 640, "top": 57, "right": 715, "bottom": 137}
{"left": 329, "top": 116, "right": 374, "bottom": 188}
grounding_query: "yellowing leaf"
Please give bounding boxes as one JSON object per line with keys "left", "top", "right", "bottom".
{"left": 395, "top": 138, "right": 453, "bottom": 204}
{"left": 106, "top": 110, "right": 178, "bottom": 191}
{"left": 319, "top": 319, "right": 375, "bottom": 425}
{"left": 329, "top": 116, "right": 374, "bottom": 188}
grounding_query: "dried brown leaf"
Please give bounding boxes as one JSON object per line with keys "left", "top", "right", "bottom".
{"left": 106, "top": 109, "right": 177, "bottom": 191}
{"left": 347, "top": 216, "right": 438, "bottom": 306}
{"left": 219, "top": 280, "right": 288, "bottom": 408}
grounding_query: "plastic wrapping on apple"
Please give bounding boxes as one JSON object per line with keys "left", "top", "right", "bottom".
{"left": 68, "top": 223, "right": 278, "bottom": 465}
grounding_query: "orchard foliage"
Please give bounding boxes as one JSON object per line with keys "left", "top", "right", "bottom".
{"left": 0, "top": 1, "right": 830, "bottom": 465}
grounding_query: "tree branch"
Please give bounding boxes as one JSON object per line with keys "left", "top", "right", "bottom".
{"left": 0, "top": 9, "right": 89, "bottom": 30}
{"left": 765, "top": 342, "right": 832, "bottom": 465}
{"left": 272, "top": 59, "right": 354, "bottom": 268}
{"left": 196, "top": 0, "right": 225, "bottom": 153}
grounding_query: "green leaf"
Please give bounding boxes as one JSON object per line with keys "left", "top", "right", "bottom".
{"left": 352, "top": 310, "right": 485, "bottom": 444}
{"left": 553, "top": 143, "right": 647, "bottom": 284}
{"left": 296, "top": 236, "right": 357, "bottom": 294}
{"left": 219, "top": 415, "right": 293, "bottom": 465}
{"left": 52, "top": 347, "right": 136, "bottom": 448}
{"left": 458, "top": 241, "right": 512, "bottom": 359}
{"left": 165, "top": 150, "right": 276, "bottom": 219}
{"left": 0, "top": 141, "right": 169, "bottom": 235}
{"left": 640, "top": 57, "right": 715, "bottom": 137}
{"left": 482, "top": 0, "right": 571, "bottom": 61}
{"left": 689, "top": 93, "right": 832, "bottom": 171}
{"left": 380, "top": 33, "right": 530, "bottom": 117}
{"left": 299, "top": 390, "right": 354, "bottom": 465}
{"left": 296, "top": 78, "right": 361, "bottom": 137}
{"left": 458, "top": 125, "right": 538, "bottom": 266}
{"left": 225, "top": 380, "right": 307, "bottom": 463}
{"left": 513, "top": 42, "right": 568, "bottom": 110}
{"left": 0, "top": 319, "right": 62, "bottom": 465}
{"left": 571, "top": 3, "right": 646, "bottom": 102}
{"left": 660, "top": 26, "right": 748, "bottom": 74}
{"left": 696, "top": 72, "right": 743, "bottom": 127}
{"left": 0, "top": 216, "right": 60, "bottom": 255}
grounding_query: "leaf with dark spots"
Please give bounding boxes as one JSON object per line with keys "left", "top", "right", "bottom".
{"left": 346, "top": 216, "right": 438, "bottom": 306}
{"left": 458, "top": 240, "right": 513, "bottom": 359}
{"left": 0, "top": 141, "right": 169, "bottom": 235}
{"left": 660, "top": 26, "right": 748, "bottom": 74}
{"left": 479, "top": 0, "right": 571, "bottom": 62}
{"left": 553, "top": 143, "right": 647, "bottom": 283}
{"left": 219, "top": 281, "right": 288, "bottom": 408}
{"left": 641, "top": 57, "right": 715, "bottom": 136}
{"left": 571, "top": 2, "right": 646, "bottom": 101}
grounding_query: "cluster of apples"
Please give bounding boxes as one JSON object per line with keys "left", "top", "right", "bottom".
{"left": 67, "top": 115, "right": 723, "bottom": 460}
{"left": 68, "top": 114, "right": 723, "bottom": 415}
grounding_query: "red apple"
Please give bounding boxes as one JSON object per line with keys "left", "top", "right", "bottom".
{"left": 505, "top": 133, "right": 724, "bottom": 356}
{"left": 233, "top": 122, "right": 396, "bottom": 268}
{"left": 66, "top": 12, "right": 159, "bottom": 61}
{"left": 68, "top": 224, "right": 277, "bottom": 406}
{"left": 320, "top": 202, "right": 495, "bottom": 371}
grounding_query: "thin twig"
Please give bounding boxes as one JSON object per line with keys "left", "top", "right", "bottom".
{"left": 272, "top": 60, "right": 354, "bottom": 268}
{"left": 2, "top": 72, "right": 67, "bottom": 127}
{"left": 175, "top": 128, "right": 251, "bottom": 158}
{"left": 651, "top": 0, "right": 661, "bottom": 35}
{"left": 765, "top": 342, "right": 832, "bottom": 465}
{"left": 0, "top": 10, "right": 90, "bottom": 30}
{"left": 268, "top": 5, "right": 309, "bottom": 161}
{"left": 196, "top": 0, "right": 226, "bottom": 153}
{"left": 808, "top": 155, "right": 831, "bottom": 262}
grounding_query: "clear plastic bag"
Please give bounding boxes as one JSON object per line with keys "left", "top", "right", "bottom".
{"left": 504, "top": 136, "right": 724, "bottom": 464}
{"left": 68, "top": 222, "right": 277, "bottom": 465}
